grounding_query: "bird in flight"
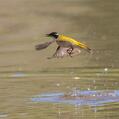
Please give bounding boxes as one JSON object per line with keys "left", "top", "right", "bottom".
{"left": 35, "top": 32, "right": 91, "bottom": 59}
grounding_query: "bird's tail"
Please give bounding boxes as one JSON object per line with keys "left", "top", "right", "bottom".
{"left": 78, "top": 42, "right": 91, "bottom": 53}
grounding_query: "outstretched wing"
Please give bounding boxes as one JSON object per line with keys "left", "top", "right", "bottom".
{"left": 48, "top": 46, "right": 81, "bottom": 59}
{"left": 35, "top": 40, "right": 55, "bottom": 50}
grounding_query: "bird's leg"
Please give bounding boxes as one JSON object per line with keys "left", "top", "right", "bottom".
{"left": 47, "top": 46, "right": 60, "bottom": 59}
{"left": 53, "top": 46, "right": 60, "bottom": 57}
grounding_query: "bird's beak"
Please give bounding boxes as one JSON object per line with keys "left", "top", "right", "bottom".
{"left": 46, "top": 34, "right": 49, "bottom": 37}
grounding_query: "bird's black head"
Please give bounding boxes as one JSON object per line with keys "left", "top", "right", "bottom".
{"left": 46, "top": 32, "right": 59, "bottom": 39}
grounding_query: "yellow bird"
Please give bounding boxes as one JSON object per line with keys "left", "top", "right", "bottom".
{"left": 36, "top": 32, "right": 91, "bottom": 58}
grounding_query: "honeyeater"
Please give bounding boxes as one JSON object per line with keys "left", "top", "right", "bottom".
{"left": 35, "top": 32, "right": 91, "bottom": 59}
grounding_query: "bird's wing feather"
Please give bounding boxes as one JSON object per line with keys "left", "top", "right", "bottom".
{"left": 35, "top": 40, "right": 55, "bottom": 50}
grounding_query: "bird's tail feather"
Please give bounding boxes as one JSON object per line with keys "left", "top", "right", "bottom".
{"left": 78, "top": 42, "right": 91, "bottom": 53}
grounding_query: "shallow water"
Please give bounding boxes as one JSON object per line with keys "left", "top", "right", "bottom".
{"left": 0, "top": 0, "right": 119, "bottom": 119}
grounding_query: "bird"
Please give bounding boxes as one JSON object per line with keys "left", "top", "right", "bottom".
{"left": 35, "top": 32, "right": 91, "bottom": 59}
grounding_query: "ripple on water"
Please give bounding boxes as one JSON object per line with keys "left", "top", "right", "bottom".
{"left": 31, "top": 90, "right": 119, "bottom": 106}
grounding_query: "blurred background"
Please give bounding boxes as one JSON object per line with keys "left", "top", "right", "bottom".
{"left": 0, "top": 0, "right": 119, "bottom": 119}
{"left": 0, "top": 0, "right": 119, "bottom": 71}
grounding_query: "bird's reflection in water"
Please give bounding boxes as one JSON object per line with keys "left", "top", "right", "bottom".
{"left": 32, "top": 89, "right": 119, "bottom": 106}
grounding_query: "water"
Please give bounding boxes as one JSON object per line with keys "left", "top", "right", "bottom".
{"left": 32, "top": 90, "right": 119, "bottom": 106}
{"left": 0, "top": 0, "right": 119, "bottom": 119}
{"left": 0, "top": 68, "right": 119, "bottom": 119}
